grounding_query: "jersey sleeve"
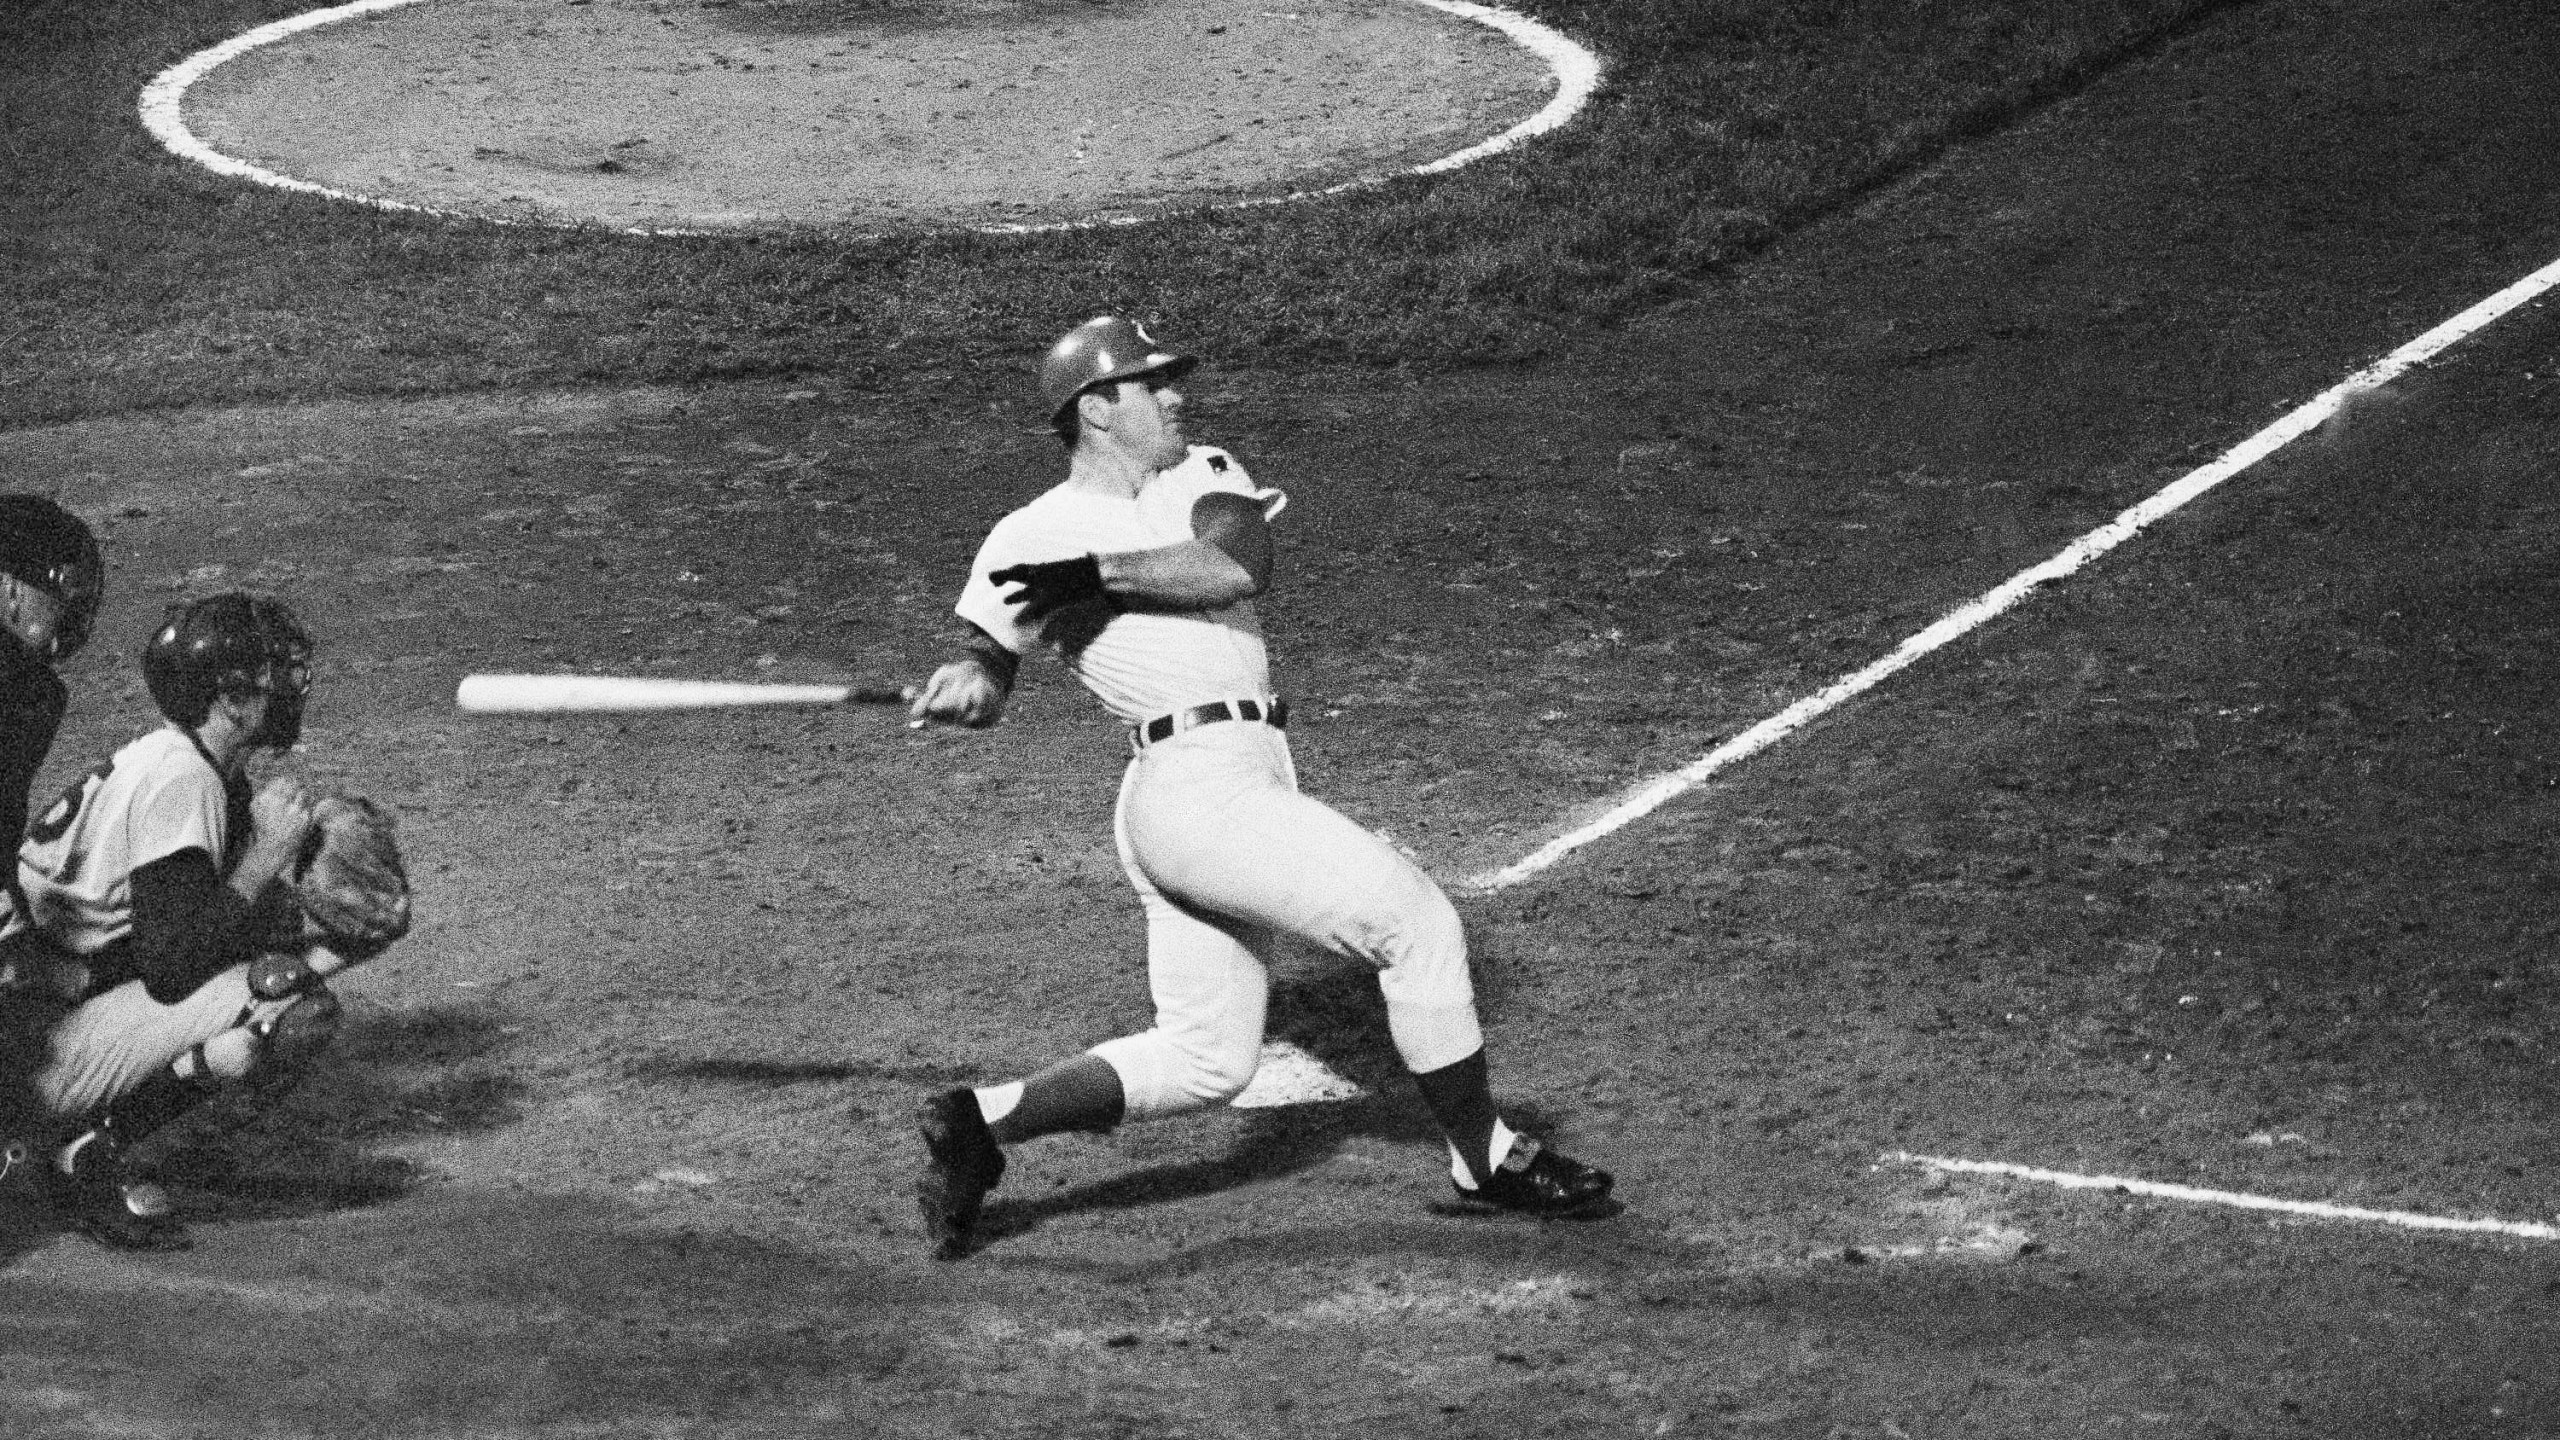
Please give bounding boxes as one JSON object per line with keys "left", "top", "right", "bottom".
{"left": 953, "top": 510, "right": 1052, "bottom": 655}
{"left": 124, "top": 759, "right": 229, "bottom": 873}
{"left": 1185, "top": 448, "right": 1288, "bottom": 522}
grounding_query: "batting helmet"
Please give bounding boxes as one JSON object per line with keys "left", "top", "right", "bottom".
{"left": 143, "top": 592, "right": 313, "bottom": 740}
{"left": 1038, "top": 316, "right": 1197, "bottom": 423}
{"left": 0, "top": 495, "right": 103, "bottom": 660}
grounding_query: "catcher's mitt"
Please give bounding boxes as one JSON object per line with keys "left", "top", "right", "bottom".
{"left": 293, "top": 794, "right": 412, "bottom": 961}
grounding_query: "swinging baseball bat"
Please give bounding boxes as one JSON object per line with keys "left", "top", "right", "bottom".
{"left": 456, "top": 673, "right": 915, "bottom": 715}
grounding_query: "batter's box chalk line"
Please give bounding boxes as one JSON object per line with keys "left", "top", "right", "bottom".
{"left": 1885, "top": 1152, "right": 2560, "bottom": 1242}
{"left": 1466, "top": 250, "right": 2560, "bottom": 893}
{"left": 139, "top": 0, "right": 1602, "bottom": 238}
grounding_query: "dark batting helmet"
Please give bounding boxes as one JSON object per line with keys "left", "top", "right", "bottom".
{"left": 143, "top": 592, "right": 313, "bottom": 743}
{"left": 1038, "top": 316, "right": 1197, "bottom": 424}
{"left": 0, "top": 495, "right": 104, "bottom": 660}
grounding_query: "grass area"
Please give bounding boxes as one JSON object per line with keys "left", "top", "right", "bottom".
{"left": 0, "top": 0, "right": 2242, "bottom": 426}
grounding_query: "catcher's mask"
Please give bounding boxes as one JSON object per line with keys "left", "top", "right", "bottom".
{"left": 0, "top": 495, "right": 103, "bottom": 661}
{"left": 143, "top": 591, "right": 314, "bottom": 745}
{"left": 1038, "top": 316, "right": 1197, "bottom": 428}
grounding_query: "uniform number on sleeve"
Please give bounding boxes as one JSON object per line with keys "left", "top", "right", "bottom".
{"left": 26, "top": 759, "right": 114, "bottom": 848}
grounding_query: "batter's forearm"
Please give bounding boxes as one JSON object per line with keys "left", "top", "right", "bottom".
{"left": 914, "top": 623, "right": 1017, "bottom": 729}
{"left": 1097, "top": 540, "right": 1261, "bottom": 609}
{"left": 959, "top": 631, "right": 1020, "bottom": 693}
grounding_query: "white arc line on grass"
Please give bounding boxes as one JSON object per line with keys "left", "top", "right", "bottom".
{"left": 1887, "top": 1152, "right": 2560, "bottom": 1241}
{"left": 1406, "top": 0, "right": 1604, "bottom": 175}
{"left": 138, "top": 0, "right": 1601, "bottom": 237}
{"left": 1467, "top": 253, "right": 2560, "bottom": 893}
{"left": 138, "top": 0, "right": 437, "bottom": 213}
{"left": 977, "top": 0, "right": 1598, "bottom": 236}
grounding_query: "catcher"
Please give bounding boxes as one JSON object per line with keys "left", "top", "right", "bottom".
{"left": 1, "top": 591, "right": 411, "bottom": 1250}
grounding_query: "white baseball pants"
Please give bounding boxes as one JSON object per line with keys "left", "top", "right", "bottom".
{"left": 30, "top": 965, "right": 286, "bottom": 1119}
{"left": 1090, "top": 717, "right": 1484, "bottom": 1121}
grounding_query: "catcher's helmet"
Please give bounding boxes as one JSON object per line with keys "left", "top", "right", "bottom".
{"left": 143, "top": 591, "right": 313, "bottom": 738}
{"left": 0, "top": 495, "right": 103, "bottom": 660}
{"left": 1038, "top": 316, "right": 1196, "bottom": 423}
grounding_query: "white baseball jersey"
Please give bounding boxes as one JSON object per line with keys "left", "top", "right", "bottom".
{"left": 956, "top": 445, "right": 1287, "bottom": 724}
{"left": 9, "top": 727, "right": 232, "bottom": 956}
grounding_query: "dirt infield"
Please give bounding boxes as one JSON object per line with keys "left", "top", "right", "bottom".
{"left": 5, "top": 0, "right": 2560, "bottom": 1435}
{"left": 171, "top": 0, "right": 1568, "bottom": 231}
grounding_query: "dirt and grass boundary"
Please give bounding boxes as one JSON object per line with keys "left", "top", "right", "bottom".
{"left": 4, "top": 0, "right": 2249, "bottom": 427}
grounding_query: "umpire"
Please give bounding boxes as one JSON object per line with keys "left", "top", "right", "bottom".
{"left": 0, "top": 498, "right": 104, "bottom": 1211}
{"left": 0, "top": 497, "right": 101, "bottom": 856}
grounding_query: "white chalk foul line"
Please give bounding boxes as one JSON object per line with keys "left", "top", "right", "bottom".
{"left": 1466, "top": 252, "right": 2560, "bottom": 892}
{"left": 1888, "top": 1152, "right": 2560, "bottom": 1241}
{"left": 139, "top": 0, "right": 1602, "bottom": 237}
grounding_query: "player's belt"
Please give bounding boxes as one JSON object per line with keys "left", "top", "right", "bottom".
{"left": 1131, "top": 697, "right": 1289, "bottom": 753}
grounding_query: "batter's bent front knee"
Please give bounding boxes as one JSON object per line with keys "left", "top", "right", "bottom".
{"left": 1089, "top": 1026, "right": 1262, "bottom": 1121}
{"left": 1366, "top": 880, "right": 1484, "bottom": 1075}
{"left": 1366, "top": 874, "right": 1471, "bottom": 1007}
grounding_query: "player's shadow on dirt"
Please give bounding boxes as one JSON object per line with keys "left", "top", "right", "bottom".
{"left": 970, "top": 956, "right": 1583, "bottom": 1250}
{"left": 971, "top": 1091, "right": 1430, "bottom": 1248}
{"left": 635, "top": 1056, "right": 979, "bottom": 1088}
{"left": 1, "top": 1004, "right": 522, "bottom": 1260}
{"left": 136, "top": 1004, "right": 529, "bottom": 1230}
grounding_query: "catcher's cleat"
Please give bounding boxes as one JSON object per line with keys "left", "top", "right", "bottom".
{"left": 1444, "top": 1137, "right": 1616, "bottom": 1220}
{"left": 915, "top": 1088, "right": 1006, "bottom": 1261}
{"left": 48, "top": 1131, "right": 190, "bottom": 1253}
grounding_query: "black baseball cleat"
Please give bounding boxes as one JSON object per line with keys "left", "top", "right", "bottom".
{"left": 915, "top": 1088, "right": 1006, "bottom": 1261}
{"left": 1443, "top": 1137, "right": 1616, "bottom": 1220}
{"left": 48, "top": 1132, "right": 190, "bottom": 1253}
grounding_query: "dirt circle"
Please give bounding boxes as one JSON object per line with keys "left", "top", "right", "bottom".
{"left": 165, "top": 0, "right": 1578, "bottom": 234}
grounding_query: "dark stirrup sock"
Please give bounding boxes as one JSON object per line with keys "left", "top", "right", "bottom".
{"left": 1409, "top": 1048, "right": 1501, "bottom": 1186}
{"left": 100, "top": 1071, "right": 211, "bottom": 1147}
{"left": 987, "top": 1053, "right": 1127, "bottom": 1145}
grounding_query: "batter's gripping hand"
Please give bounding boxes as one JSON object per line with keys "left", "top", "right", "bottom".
{"left": 989, "top": 555, "right": 1106, "bottom": 623}
{"left": 291, "top": 794, "right": 413, "bottom": 962}
{"left": 914, "top": 659, "right": 1007, "bottom": 728}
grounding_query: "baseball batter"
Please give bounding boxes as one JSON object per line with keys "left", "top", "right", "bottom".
{"left": 907, "top": 316, "right": 1614, "bottom": 1259}
{"left": 2, "top": 591, "right": 350, "bottom": 1250}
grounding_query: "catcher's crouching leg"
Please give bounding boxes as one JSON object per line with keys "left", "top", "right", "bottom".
{"left": 179, "top": 982, "right": 344, "bottom": 1096}
{"left": 50, "top": 1065, "right": 225, "bottom": 1252}
{"left": 52, "top": 985, "right": 344, "bottom": 1252}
